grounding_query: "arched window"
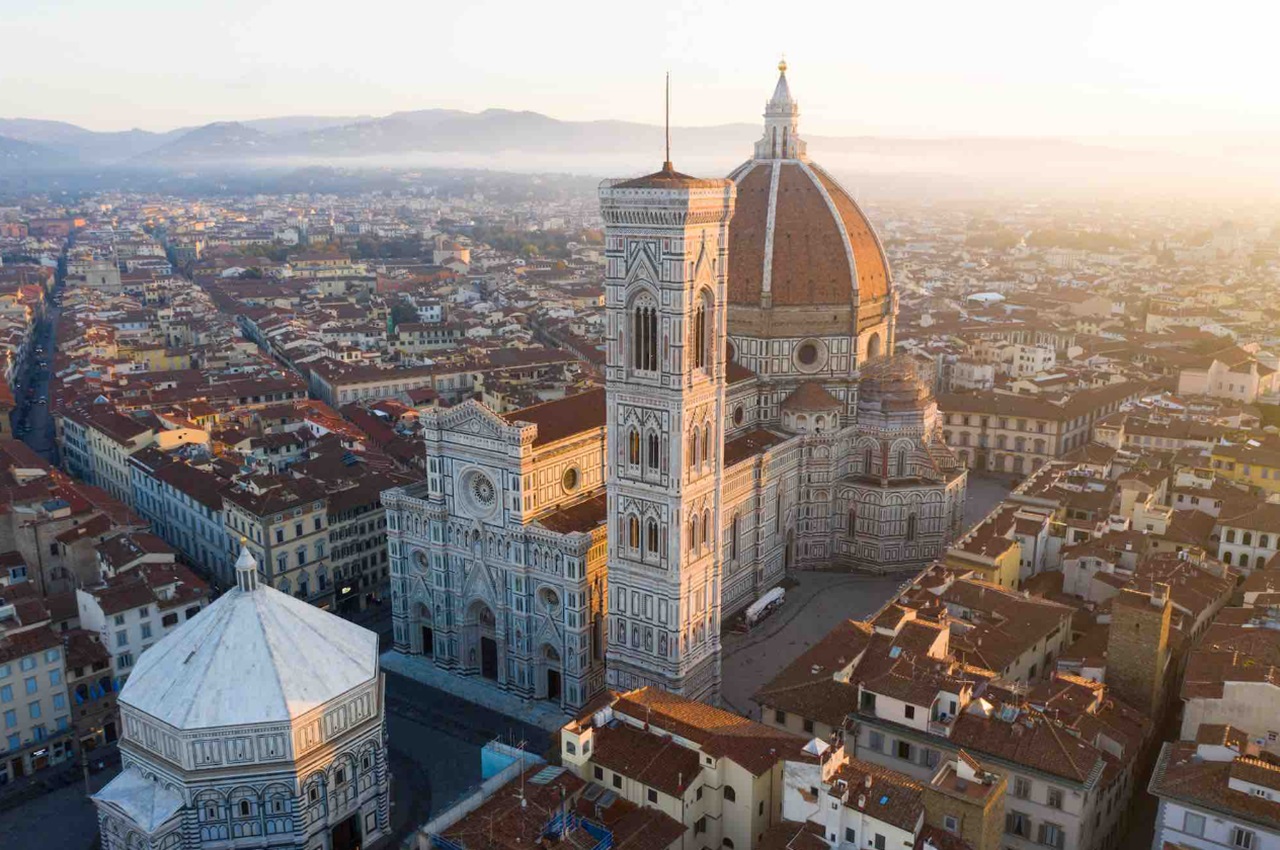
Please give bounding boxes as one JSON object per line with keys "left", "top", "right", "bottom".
{"left": 896, "top": 449, "right": 907, "bottom": 477}
{"left": 906, "top": 514, "right": 917, "bottom": 542}
{"left": 689, "top": 515, "right": 699, "bottom": 552}
{"left": 1034, "top": 438, "right": 1045, "bottom": 454}
{"left": 864, "top": 447, "right": 873, "bottom": 474}
{"left": 730, "top": 514, "right": 739, "bottom": 560}
{"left": 1244, "top": 532, "right": 1254, "bottom": 546}
{"left": 848, "top": 507, "right": 857, "bottom": 539}
{"left": 239, "top": 801, "right": 250, "bottom": 817}
{"left": 1263, "top": 535, "right": 1271, "bottom": 549}
{"left": 631, "top": 297, "right": 659, "bottom": 372}
{"left": 1259, "top": 556, "right": 1268, "bottom": 570}
{"left": 628, "top": 515, "right": 640, "bottom": 550}
{"left": 702, "top": 423, "right": 712, "bottom": 464}
{"left": 647, "top": 432, "right": 660, "bottom": 471}
{"left": 702, "top": 509, "right": 711, "bottom": 548}
{"left": 690, "top": 429, "right": 700, "bottom": 469}
{"left": 628, "top": 428, "right": 641, "bottom": 466}
{"left": 867, "top": 332, "right": 883, "bottom": 361}
{"left": 1223, "top": 552, "right": 1233, "bottom": 565}
{"left": 1227, "top": 529, "right": 1237, "bottom": 543}
{"left": 693, "top": 300, "right": 708, "bottom": 369}
{"left": 647, "top": 519, "right": 659, "bottom": 555}
{"left": 723, "top": 785, "right": 737, "bottom": 803}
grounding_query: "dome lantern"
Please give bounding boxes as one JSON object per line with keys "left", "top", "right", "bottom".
{"left": 234, "top": 539, "right": 258, "bottom": 592}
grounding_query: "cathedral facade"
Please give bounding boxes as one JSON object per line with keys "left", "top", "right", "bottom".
{"left": 383, "top": 63, "right": 966, "bottom": 710}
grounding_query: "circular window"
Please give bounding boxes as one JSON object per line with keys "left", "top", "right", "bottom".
{"left": 797, "top": 343, "right": 818, "bottom": 365}
{"left": 413, "top": 550, "right": 429, "bottom": 572}
{"left": 733, "top": 406, "right": 744, "bottom": 426}
{"left": 469, "top": 473, "right": 495, "bottom": 507}
{"left": 562, "top": 467, "right": 579, "bottom": 492}
{"left": 539, "top": 587, "right": 561, "bottom": 612}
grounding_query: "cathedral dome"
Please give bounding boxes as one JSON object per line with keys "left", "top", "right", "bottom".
{"left": 726, "top": 64, "right": 891, "bottom": 337}
{"left": 118, "top": 545, "right": 379, "bottom": 730}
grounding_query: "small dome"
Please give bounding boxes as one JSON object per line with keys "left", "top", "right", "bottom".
{"left": 857, "top": 356, "right": 932, "bottom": 413}
{"left": 781, "top": 381, "right": 841, "bottom": 413}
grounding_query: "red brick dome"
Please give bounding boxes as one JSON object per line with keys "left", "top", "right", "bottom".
{"left": 726, "top": 159, "right": 890, "bottom": 311}
{"left": 723, "top": 63, "right": 892, "bottom": 341}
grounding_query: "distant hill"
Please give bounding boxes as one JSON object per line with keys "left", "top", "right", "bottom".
{"left": 137, "top": 122, "right": 272, "bottom": 164}
{"left": 0, "top": 108, "right": 1274, "bottom": 198}
{"left": 0, "top": 134, "right": 73, "bottom": 172}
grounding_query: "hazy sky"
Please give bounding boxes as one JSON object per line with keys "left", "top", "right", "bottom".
{"left": 3, "top": 0, "right": 1277, "bottom": 138}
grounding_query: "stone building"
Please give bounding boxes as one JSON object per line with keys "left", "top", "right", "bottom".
{"left": 382, "top": 389, "right": 610, "bottom": 711}
{"left": 92, "top": 545, "right": 390, "bottom": 850}
{"left": 383, "top": 63, "right": 966, "bottom": 709}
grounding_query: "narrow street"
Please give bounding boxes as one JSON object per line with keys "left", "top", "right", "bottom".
{"left": 11, "top": 295, "right": 60, "bottom": 464}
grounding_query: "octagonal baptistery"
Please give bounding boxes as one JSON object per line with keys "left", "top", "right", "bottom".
{"left": 725, "top": 62, "right": 895, "bottom": 428}
{"left": 92, "top": 546, "right": 389, "bottom": 850}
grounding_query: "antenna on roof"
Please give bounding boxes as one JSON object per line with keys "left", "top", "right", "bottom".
{"left": 664, "top": 71, "right": 673, "bottom": 171}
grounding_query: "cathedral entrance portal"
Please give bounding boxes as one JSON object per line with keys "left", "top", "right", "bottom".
{"left": 547, "top": 668, "right": 562, "bottom": 702}
{"left": 481, "top": 637, "right": 498, "bottom": 680}
{"left": 542, "top": 644, "right": 562, "bottom": 702}
{"left": 331, "top": 812, "right": 361, "bottom": 850}
{"left": 467, "top": 600, "right": 499, "bottom": 680}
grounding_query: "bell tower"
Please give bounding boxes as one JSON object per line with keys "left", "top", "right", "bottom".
{"left": 600, "top": 156, "right": 736, "bottom": 702}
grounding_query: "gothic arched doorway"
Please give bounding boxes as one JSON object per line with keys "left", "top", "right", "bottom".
{"left": 542, "top": 644, "right": 562, "bottom": 703}
{"left": 417, "top": 602, "right": 434, "bottom": 657}
{"left": 468, "top": 601, "right": 498, "bottom": 680}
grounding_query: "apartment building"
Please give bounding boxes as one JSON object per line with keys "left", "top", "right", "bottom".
{"left": 222, "top": 475, "right": 333, "bottom": 607}
{"left": 560, "top": 687, "right": 806, "bottom": 850}
{"left": 308, "top": 359, "right": 443, "bottom": 407}
{"left": 327, "top": 478, "right": 400, "bottom": 614}
{"left": 937, "top": 382, "right": 1144, "bottom": 475}
{"left": 60, "top": 405, "right": 156, "bottom": 504}
{"left": 1217, "top": 503, "right": 1280, "bottom": 574}
{"left": 76, "top": 563, "right": 209, "bottom": 684}
{"left": 129, "top": 451, "right": 236, "bottom": 587}
{"left": 64, "top": 628, "right": 117, "bottom": 753}
{"left": 1149, "top": 739, "right": 1280, "bottom": 850}
{"left": 1212, "top": 443, "right": 1280, "bottom": 496}
{"left": 779, "top": 743, "right": 1007, "bottom": 850}
{"left": 0, "top": 584, "right": 74, "bottom": 785}
{"left": 754, "top": 570, "right": 1153, "bottom": 850}
{"left": 1177, "top": 345, "right": 1278, "bottom": 404}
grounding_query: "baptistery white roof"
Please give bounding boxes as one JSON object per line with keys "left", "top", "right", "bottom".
{"left": 119, "top": 546, "right": 379, "bottom": 731}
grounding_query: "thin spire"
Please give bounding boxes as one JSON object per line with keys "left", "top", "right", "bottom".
{"left": 663, "top": 70, "right": 673, "bottom": 172}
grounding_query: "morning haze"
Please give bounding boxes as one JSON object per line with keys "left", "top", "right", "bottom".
{"left": 0, "top": 5, "right": 1278, "bottom": 850}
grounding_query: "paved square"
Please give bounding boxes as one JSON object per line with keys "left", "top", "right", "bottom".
{"left": 720, "top": 472, "right": 1014, "bottom": 719}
